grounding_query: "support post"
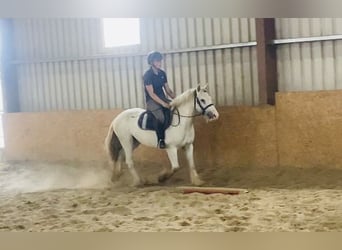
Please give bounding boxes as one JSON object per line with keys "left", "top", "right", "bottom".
{"left": 256, "top": 18, "right": 278, "bottom": 105}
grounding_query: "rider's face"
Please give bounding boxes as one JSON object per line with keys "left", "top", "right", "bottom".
{"left": 152, "top": 60, "right": 162, "bottom": 69}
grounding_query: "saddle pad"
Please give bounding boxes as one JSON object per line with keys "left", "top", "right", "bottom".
{"left": 138, "top": 111, "right": 156, "bottom": 131}
{"left": 137, "top": 109, "right": 173, "bottom": 131}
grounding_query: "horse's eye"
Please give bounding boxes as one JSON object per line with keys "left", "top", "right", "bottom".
{"left": 200, "top": 99, "right": 206, "bottom": 103}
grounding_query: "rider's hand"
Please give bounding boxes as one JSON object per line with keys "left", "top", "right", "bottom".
{"left": 162, "top": 102, "right": 170, "bottom": 109}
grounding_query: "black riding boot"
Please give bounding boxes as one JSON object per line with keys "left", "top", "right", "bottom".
{"left": 156, "top": 121, "right": 166, "bottom": 149}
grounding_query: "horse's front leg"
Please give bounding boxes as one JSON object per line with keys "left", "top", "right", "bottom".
{"left": 159, "top": 147, "right": 180, "bottom": 183}
{"left": 185, "top": 143, "right": 204, "bottom": 186}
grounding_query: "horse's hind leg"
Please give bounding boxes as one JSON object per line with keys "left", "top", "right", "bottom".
{"left": 111, "top": 150, "right": 124, "bottom": 182}
{"left": 121, "top": 136, "right": 142, "bottom": 187}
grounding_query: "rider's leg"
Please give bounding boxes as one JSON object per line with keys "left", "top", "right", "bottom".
{"left": 147, "top": 100, "right": 167, "bottom": 148}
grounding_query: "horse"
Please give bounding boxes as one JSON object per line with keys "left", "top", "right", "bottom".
{"left": 104, "top": 84, "right": 219, "bottom": 187}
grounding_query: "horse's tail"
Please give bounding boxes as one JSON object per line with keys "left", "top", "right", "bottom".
{"left": 104, "top": 123, "right": 122, "bottom": 163}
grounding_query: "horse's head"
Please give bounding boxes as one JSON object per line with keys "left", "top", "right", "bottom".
{"left": 194, "top": 84, "right": 219, "bottom": 122}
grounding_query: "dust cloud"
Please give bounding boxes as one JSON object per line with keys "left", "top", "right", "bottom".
{"left": 0, "top": 162, "right": 112, "bottom": 194}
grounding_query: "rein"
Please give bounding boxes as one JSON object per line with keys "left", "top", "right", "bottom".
{"left": 171, "top": 90, "right": 214, "bottom": 127}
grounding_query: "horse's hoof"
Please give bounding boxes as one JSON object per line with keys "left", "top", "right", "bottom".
{"left": 192, "top": 179, "right": 205, "bottom": 186}
{"left": 144, "top": 178, "right": 158, "bottom": 186}
{"left": 158, "top": 174, "right": 168, "bottom": 183}
{"left": 111, "top": 175, "right": 120, "bottom": 183}
{"left": 132, "top": 178, "right": 146, "bottom": 187}
{"left": 131, "top": 182, "right": 142, "bottom": 188}
{"left": 111, "top": 171, "right": 122, "bottom": 182}
{"left": 158, "top": 171, "right": 176, "bottom": 183}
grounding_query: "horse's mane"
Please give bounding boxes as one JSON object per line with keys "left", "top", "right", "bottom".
{"left": 170, "top": 88, "right": 196, "bottom": 108}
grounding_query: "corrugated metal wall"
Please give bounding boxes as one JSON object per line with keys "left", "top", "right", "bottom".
{"left": 12, "top": 18, "right": 258, "bottom": 112}
{"left": 276, "top": 18, "right": 342, "bottom": 92}
{"left": 10, "top": 18, "right": 342, "bottom": 112}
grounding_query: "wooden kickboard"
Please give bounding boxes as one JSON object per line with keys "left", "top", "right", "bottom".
{"left": 176, "top": 186, "right": 248, "bottom": 195}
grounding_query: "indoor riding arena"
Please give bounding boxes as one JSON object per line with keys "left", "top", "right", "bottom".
{"left": 1, "top": 18, "right": 342, "bottom": 232}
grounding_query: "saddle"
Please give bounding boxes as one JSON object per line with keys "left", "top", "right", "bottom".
{"left": 138, "top": 109, "right": 172, "bottom": 131}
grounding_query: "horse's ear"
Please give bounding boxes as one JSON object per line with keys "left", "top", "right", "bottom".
{"left": 203, "top": 83, "right": 209, "bottom": 90}
{"left": 197, "top": 84, "right": 201, "bottom": 92}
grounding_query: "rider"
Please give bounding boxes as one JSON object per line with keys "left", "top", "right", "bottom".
{"left": 143, "top": 51, "right": 175, "bottom": 149}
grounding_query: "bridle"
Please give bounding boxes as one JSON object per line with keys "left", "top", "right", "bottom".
{"left": 171, "top": 90, "right": 214, "bottom": 126}
{"left": 194, "top": 90, "right": 214, "bottom": 115}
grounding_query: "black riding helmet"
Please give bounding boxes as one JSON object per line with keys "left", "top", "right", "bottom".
{"left": 147, "top": 51, "right": 163, "bottom": 65}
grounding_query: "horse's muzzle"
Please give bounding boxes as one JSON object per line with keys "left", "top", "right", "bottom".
{"left": 207, "top": 111, "right": 219, "bottom": 121}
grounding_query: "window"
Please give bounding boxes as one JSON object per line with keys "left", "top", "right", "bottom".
{"left": 102, "top": 18, "right": 140, "bottom": 48}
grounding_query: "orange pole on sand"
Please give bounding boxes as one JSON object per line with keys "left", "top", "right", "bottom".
{"left": 177, "top": 186, "right": 248, "bottom": 195}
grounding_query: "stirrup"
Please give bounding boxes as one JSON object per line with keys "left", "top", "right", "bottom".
{"left": 158, "top": 139, "right": 166, "bottom": 149}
